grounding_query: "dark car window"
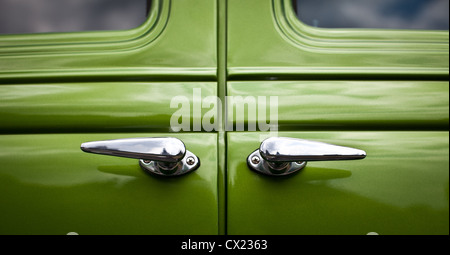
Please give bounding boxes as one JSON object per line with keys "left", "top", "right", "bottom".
{"left": 0, "top": 0, "right": 150, "bottom": 34}
{"left": 293, "top": 0, "right": 449, "bottom": 30}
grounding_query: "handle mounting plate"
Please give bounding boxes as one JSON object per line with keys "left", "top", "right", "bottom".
{"left": 247, "top": 149, "right": 307, "bottom": 176}
{"left": 140, "top": 150, "right": 200, "bottom": 176}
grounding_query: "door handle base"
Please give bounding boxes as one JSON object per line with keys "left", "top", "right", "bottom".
{"left": 140, "top": 150, "right": 200, "bottom": 176}
{"left": 247, "top": 149, "right": 307, "bottom": 176}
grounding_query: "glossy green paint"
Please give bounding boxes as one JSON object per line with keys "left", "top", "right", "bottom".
{"left": 0, "top": 0, "right": 200, "bottom": 237}
{"left": 227, "top": 132, "right": 449, "bottom": 235}
{"left": 225, "top": 0, "right": 448, "bottom": 235}
{"left": 0, "top": 0, "right": 448, "bottom": 235}
{"left": 0, "top": 133, "right": 218, "bottom": 234}
{"left": 0, "top": 82, "right": 216, "bottom": 133}
{"left": 227, "top": 81, "right": 449, "bottom": 131}
{"left": 227, "top": 0, "right": 449, "bottom": 79}
{"left": 0, "top": 0, "right": 217, "bottom": 82}
{"left": 0, "top": 0, "right": 221, "bottom": 235}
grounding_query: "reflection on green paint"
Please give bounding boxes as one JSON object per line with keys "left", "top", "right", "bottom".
{"left": 0, "top": 82, "right": 216, "bottom": 133}
{"left": 0, "top": 133, "right": 218, "bottom": 234}
{"left": 227, "top": 132, "right": 449, "bottom": 235}
{"left": 228, "top": 81, "right": 449, "bottom": 130}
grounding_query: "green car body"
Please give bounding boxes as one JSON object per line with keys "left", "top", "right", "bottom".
{"left": 0, "top": 0, "right": 448, "bottom": 235}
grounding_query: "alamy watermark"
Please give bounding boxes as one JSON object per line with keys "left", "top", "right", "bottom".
{"left": 170, "top": 88, "right": 278, "bottom": 138}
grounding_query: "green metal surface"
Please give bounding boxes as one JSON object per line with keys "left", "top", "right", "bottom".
{"left": 227, "top": 81, "right": 449, "bottom": 131}
{"left": 0, "top": 0, "right": 220, "bottom": 234}
{"left": 0, "top": 133, "right": 218, "bottom": 235}
{"left": 225, "top": 0, "right": 449, "bottom": 235}
{"left": 227, "top": 0, "right": 449, "bottom": 80}
{"left": 0, "top": 82, "right": 216, "bottom": 133}
{"left": 227, "top": 132, "right": 449, "bottom": 235}
{"left": 0, "top": 0, "right": 448, "bottom": 235}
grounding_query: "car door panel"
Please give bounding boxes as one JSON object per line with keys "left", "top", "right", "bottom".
{"left": 0, "top": 133, "right": 218, "bottom": 234}
{"left": 226, "top": 0, "right": 449, "bottom": 235}
{"left": 0, "top": 0, "right": 220, "bottom": 235}
{"left": 227, "top": 131, "right": 449, "bottom": 235}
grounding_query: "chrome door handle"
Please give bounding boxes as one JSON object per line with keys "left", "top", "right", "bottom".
{"left": 81, "top": 137, "right": 200, "bottom": 176}
{"left": 247, "top": 137, "right": 366, "bottom": 176}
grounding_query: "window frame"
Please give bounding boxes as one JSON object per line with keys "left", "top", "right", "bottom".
{"left": 226, "top": 0, "right": 449, "bottom": 80}
{"left": 0, "top": 0, "right": 163, "bottom": 54}
{"left": 291, "top": 0, "right": 449, "bottom": 31}
{"left": 0, "top": 0, "right": 152, "bottom": 35}
{"left": 278, "top": 0, "right": 449, "bottom": 52}
{"left": 0, "top": 0, "right": 218, "bottom": 83}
